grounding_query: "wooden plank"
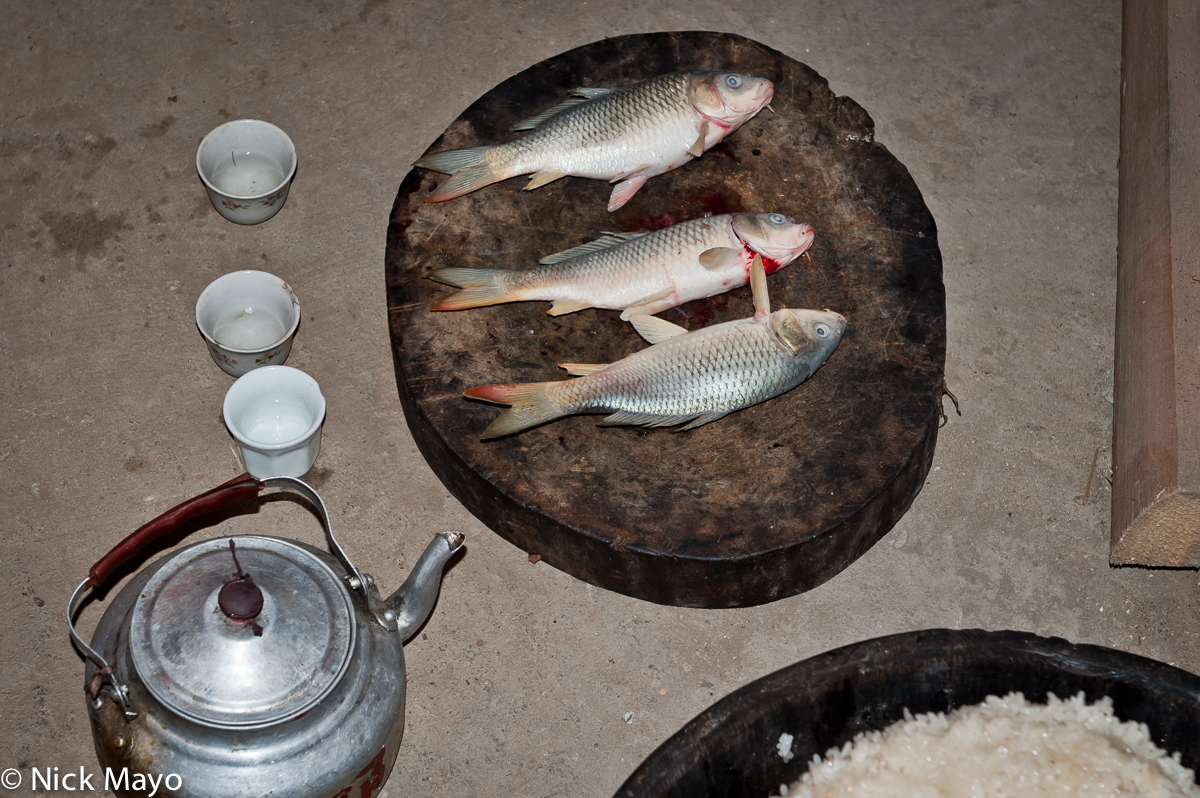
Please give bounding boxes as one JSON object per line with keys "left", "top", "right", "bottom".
{"left": 1168, "top": 2, "right": 1200, "bottom": 494}
{"left": 1111, "top": 0, "right": 1200, "bottom": 565}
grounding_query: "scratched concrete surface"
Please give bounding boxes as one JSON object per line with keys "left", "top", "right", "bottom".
{"left": 2, "top": 0, "right": 1197, "bottom": 796}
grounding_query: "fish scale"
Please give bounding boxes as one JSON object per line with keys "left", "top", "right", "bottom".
{"left": 462, "top": 256, "right": 847, "bottom": 439}
{"left": 507, "top": 216, "right": 739, "bottom": 306}
{"left": 551, "top": 321, "right": 801, "bottom": 418}
{"left": 414, "top": 70, "right": 774, "bottom": 211}
{"left": 427, "top": 212, "right": 814, "bottom": 318}
{"left": 496, "top": 73, "right": 697, "bottom": 179}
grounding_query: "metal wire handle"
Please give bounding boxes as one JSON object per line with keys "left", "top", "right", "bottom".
{"left": 66, "top": 473, "right": 370, "bottom": 719}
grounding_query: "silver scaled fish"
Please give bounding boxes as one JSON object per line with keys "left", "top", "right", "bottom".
{"left": 414, "top": 71, "right": 774, "bottom": 212}
{"left": 427, "top": 212, "right": 814, "bottom": 319}
{"left": 463, "top": 256, "right": 846, "bottom": 439}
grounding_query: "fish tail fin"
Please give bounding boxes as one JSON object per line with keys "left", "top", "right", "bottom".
{"left": 424, "top": 164, "right": 503, "bottom": 202}
{"left": 414, "top": 146, "right": 502, "bottom": 202}
{"left": 427, "top": 268, "right": 514, "bottom": 311}
{"left": 414, "top": 145, "right": 491, "bottom": 174}
{"left": 464, "top": 383, "right": 563, "bottom": 439}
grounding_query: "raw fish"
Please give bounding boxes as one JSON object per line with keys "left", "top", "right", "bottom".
{"left": 428, "top": 212, "right": 814, "bottom": 319}
{"left": 464, "top": 256, "right": 846, "bottom": 438}
{"left": 415, "top": 71, "right": 774, "bottom": 212}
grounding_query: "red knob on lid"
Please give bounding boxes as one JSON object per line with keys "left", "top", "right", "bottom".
{"left": 218, "top": 540, "right": 264, "bottom": 634}
{"left": 218, "top": 577, "right": 264, "bottom": 620}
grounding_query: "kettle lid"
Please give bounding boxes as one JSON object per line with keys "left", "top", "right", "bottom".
{"left": 128, "top": 536, "right": 355, "bottom": 729}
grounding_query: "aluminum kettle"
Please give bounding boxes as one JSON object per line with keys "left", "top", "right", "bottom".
{"left": 67, "top": 473, "right": 464, "bottom": 798}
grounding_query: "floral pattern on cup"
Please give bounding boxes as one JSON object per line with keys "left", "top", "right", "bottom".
{"left": 260, "top": 189, "right": 285, "bottom": 208}
{"left": 209, "top": 346, "right": 239, "bottom": 367}
{"left": 198, "top": 270, "right": 299, "bottom": 376}
{"left": 222, "top": 199, "right": 252, "bottom": 210}
{"left": 208, "top": 343, "right": 285, "bottom": 370}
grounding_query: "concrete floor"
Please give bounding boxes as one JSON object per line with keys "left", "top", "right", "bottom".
{"left": 3, "top": 0, "right": 1198, "bottom": 795}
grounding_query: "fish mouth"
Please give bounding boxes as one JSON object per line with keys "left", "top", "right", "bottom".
{"left": 756, "top": 81, "right": 775, "bottom": 106}
{"left": 745, "top": 223, "right": 814, "bottom": 263}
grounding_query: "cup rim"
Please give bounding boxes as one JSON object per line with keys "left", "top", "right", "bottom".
{"left": 196, "top": 119, "right": 298, "bottom": 200}
{"left": 195, "top": 269, "right": 302, "bottom": 355}
{"left": 223, "top": 366, "right": 326, "bottom": 451}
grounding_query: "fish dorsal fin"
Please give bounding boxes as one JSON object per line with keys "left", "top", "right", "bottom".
{"left": 629, "top": 314, "right": 688, "bottom": 345}
{"left": 751, "top": 254, "right": 770, "bottom": 321}
{"left": 698, "top": 246, "right": 744, "bottom": 271}
{"left": 512, "top": 87, "right": 615, "bottom": 131}
{"left": 539, "top": 232, "right": 645, "bottom": 265}
{"left": 513, "top": 98, "right": 590, "bottom": 131}
{"left": 559, "top": 362, "right": 609, "bottom": 376}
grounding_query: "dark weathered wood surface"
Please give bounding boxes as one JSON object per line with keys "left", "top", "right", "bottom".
{"left": 1111, "top": 0, "right": 1200, "bottom": 566}
{"left": 614, "top": 629, "right": 1200, "bottom": 797}
{"left": 385, "top": 32, "right": 945, "bottom": 607}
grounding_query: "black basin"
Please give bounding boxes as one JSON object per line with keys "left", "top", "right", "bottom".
{"left": 615, "top": 629, "right": 1200, "bottom": 797}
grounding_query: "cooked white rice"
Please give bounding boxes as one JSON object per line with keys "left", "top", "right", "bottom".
{"left": 780, "top": 691, "right": 1200, "bottom": 797}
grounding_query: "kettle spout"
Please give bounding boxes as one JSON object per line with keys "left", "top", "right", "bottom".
{"left": 386, "top": 531, "right": 465, "bottom": 642}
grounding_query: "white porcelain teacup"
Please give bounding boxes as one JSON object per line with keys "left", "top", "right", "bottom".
{"left": 196, "top": 270, "right": 301, "bottom": 377}
{"left": 196, "top": 119, "right": 297, "bottom": 224}
{"left": 223, "top": 366, "right": 326, "bottom": 478}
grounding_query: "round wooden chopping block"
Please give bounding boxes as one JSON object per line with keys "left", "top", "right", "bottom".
{"left": 385, "top": 31, "right": 945, "bottom": 608}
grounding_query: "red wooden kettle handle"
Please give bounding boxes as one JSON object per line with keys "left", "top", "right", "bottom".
{"left": 85, "top": 472, "right": 265, "bottom": 589}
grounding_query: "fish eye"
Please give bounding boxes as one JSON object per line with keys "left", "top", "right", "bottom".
{"left": 724, "top": 74, "right": 743, "bottom": 89}
{"left": 768, "top": 213, "right": 786, "bottom": 224}
{"left": 814, "top": 323, "right": 831, "bottom": 339}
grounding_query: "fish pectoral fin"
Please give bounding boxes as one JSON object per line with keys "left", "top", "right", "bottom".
{"left": 547, "top": 298, "right": 592, "bottom": 315}
{"left": 618, "top": 288, "right": 676, "bottom": 320}
{"left": 676, "top": 411, "right": 730, "bottom": 431}
{"left": 698, "top": 247, "right": 744, "bottom": 271}
{"left": 750, "top": 253, "right": 770, "bottom": 320}
{"left": 559, "top": 362, "right": 609, "bottom": 376}
{"left": 539, "top": 232, "right": 644, "bottom": 265}
{"left": 513, "top": 98, "right": 590, "bottom": 131}
{"left": 689, "top": 120, "right": 710, "bottom": 157}
{"left": 524, "top": 171, "right": 568, "bottom": 191}
{"left": 628, "top": 313, "right": 688, "bottom": 345}
{"left": 598, "top": 410, "right": 699, "bottom": 429}
{"left": 608, "top": 174, "right": 651, "bottom": 212}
